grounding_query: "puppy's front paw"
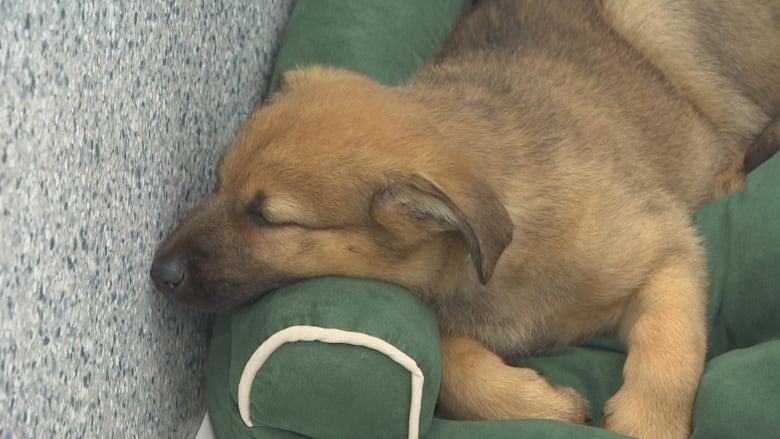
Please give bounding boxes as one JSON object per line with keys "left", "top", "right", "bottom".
{"left": 603, "top": 389, "right": 690, "bottom": 439}
{"left": 546, "top": 383, "right": 590, "bottom": 424}
{"left": 487, "top": 369, "right": 590, "bottom": 424}
{"left": 440, "top": 336, "right": 589, "bottom": 424}
{"left": 439, "top": 364, "right": 589, "bottom": 424}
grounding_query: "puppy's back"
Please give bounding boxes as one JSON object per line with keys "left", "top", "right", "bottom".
{"left": 412, "top": 0, "right": 732, "bottom": 210}
{"left": 600, "top": 0, "right": 780, "bottom": 144}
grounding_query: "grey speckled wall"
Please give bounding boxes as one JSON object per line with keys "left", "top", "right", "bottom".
{"left": 0, "top": 1, "right": 294, "bottom": 437}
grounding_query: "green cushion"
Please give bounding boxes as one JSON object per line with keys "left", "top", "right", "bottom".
{"left": 269, "top": 0, "right": 470, "bottom": 89}
{"left": 207, "top": 0, "right": 780, "bottom": 438}
{"left": 695, "top": 165, "right": 780, "bottom": 358}
{"left": 207, "top": 278, "right": 441, "bottom": 439}
{"left": 692, "top": 341, "right": 780, "bottom": 439}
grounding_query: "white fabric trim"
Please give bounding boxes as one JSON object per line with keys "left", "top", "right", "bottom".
{"left": 237, "top": 325, "right": 425, "bottom": 439}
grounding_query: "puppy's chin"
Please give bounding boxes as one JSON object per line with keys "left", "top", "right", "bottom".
{"left": 164, "top": 276, "right": 298, "bottom": 313}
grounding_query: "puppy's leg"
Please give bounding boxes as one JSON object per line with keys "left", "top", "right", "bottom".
{"left": 438, "top": 335, "right": 589, "bottom": 423}
{"left": 603, "top": 243, "right": 707, "bottom": 439}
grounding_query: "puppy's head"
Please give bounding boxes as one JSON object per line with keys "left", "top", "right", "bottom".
{"left": 150, "top": 67, "right": 513, "bottom": 311}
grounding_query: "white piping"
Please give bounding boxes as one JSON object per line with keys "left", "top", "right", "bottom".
{"left": 237, "top": 325, "right": 425, "bottom": 439}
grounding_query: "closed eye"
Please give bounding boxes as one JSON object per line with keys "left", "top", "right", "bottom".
{"left": 246, "top": 193, "right": 279, "bottom": 227}
{"left": 246, "top": 195, "right": 296, "bottom": 228}
{"left": 246, "top": 209, "right": 276, "bottom": 227}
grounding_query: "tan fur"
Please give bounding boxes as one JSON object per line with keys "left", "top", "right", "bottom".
{"left": 599, "top": 0, "right": 779, "bottom": 143}
{"left": 151, "top": 1, "right": 780, "bottom": 438}
{"left": 439, "top": 336, "right": 588, "bottom": 422}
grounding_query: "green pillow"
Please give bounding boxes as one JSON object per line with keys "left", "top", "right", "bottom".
{"left": 269, "top": 0, "right": 470, "bottom": 89}
{"left": 207, "top": 278, "right": 441, "bottom": 439}
{"left": 695, "top": 163, "right": 780, "bottom": 358}
{"left": 207, "top": 0, "right": 780, "bottom": 438}
{"left": 692, "top": 341, "right": 780, "bottom": 439}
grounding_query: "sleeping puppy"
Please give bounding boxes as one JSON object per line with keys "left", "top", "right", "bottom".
{"left": 150, "top": 1, "right": 780, "bottom": 437}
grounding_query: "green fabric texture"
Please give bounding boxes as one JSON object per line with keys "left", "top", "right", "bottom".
{"left": 208, "top": 315, "right": 309, "bottom": 439}
{"left": 692, "top": 341, "right": 780, "bottom": 439}
{"left": 207, "top": 0, "right": 780, "bottom": 437}
{"left": 695, "top": 165, "right": 780, "bottom": 358}
{"left": 269, "top": 0, "right": 471, "bottom": 90}
{"left": 208, "top": 277, "right": 441, "bottom": 439}
{"left": 428, "top": 417, "right": 628, "bottom": 439}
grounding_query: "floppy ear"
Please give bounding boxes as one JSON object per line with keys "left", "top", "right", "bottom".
{"left": 373, "top": 173, "right": 513, "bottom": 284}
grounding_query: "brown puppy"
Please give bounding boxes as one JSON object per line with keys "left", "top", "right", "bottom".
{"left": 151, "top": 1, "right": 780, "bottom": 438}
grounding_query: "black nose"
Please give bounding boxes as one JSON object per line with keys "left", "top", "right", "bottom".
{"left": 150, "top": 252, "right": 187, "bottom": 294}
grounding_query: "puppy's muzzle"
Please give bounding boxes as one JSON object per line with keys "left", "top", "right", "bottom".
{"left": 149, "top": 201, "right": 296, "bottom": 311}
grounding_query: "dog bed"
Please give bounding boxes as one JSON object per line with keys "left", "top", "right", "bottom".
{"left": 205, "top": 1, "right": 780, "bottom": 438}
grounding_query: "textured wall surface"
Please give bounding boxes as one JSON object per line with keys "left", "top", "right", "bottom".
{"left": 0, "top": 1, "right": 294, "bottom": 437}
